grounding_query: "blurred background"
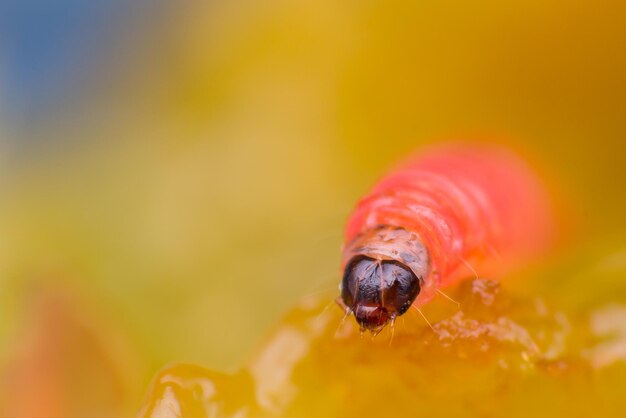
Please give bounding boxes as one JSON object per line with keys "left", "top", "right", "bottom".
{"left": 1, "top": 1, "right": 626, "bottom": 417}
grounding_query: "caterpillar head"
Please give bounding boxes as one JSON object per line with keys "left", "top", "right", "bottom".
{"left": 340, "top": 256, "right": 421, "bottom": 335}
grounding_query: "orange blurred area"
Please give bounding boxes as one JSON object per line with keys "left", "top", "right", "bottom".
{"left": 1, "top": 1, "right": 626, "bottom": 417}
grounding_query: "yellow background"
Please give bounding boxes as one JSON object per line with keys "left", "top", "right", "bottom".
{"left": 1, "top": 1, "right": 626, "bottom": 416}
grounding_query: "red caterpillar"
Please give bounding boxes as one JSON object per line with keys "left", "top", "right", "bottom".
{"left": 339, "top": 144, "right": 556, "bottom": 333}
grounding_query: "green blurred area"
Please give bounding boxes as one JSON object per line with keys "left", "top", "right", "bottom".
{"left": 1, "top": 1, "right": 626, "bottom": 416}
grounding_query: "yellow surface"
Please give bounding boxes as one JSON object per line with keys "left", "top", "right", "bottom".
{"left": 138, "top": 276, "right": 626, "bottom": 417}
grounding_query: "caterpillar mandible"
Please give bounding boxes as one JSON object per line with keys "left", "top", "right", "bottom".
{"left": 338, "top": 143, "right": 556, "bottom": 334}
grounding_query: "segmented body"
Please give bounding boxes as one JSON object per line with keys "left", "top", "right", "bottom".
{"left": 342, "top": 144, "right": 555, "bottom": 307}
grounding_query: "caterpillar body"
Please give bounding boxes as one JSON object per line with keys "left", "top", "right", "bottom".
{"left": 339, "top": 144, "right": 556, "bottom": 334}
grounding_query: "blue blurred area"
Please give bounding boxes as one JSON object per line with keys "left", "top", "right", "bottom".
{"left": 1, "top": 0, "right": 152, "bottom": 126}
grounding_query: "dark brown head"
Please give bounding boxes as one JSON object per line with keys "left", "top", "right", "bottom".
{"left": 341, "top": 256, "right": 421, "bottom": 334}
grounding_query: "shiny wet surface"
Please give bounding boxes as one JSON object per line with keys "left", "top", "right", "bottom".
{"left": 138, "top": 277, "right": 626, "bottom": 417}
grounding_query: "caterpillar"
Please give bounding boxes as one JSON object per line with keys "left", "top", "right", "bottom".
{"left": 339, "top": 143, "right": 556, "bottom": 334}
